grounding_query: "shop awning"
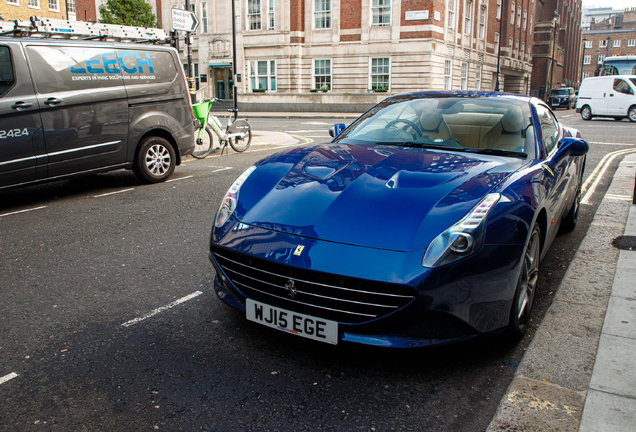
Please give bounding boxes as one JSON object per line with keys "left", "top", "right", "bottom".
{"left": 206, "top": 61, "right": 232, "bottom": 68}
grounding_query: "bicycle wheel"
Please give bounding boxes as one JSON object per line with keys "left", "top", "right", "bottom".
{"left": 192, "top": 125, "right": 214, "bottom": 159}
{"left": 228, "top": 119, "right": 252, "bottom": 153}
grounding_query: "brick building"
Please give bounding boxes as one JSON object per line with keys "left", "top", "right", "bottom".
{"left": 529, "top": 0, "right": 582, "bottom": 99}
{"left": 0, "top": 0, "right": 69, "bottom": 21}
{"left": 580, "top": 8, "right": 636, "bottom": 80}
{"left": 160, "top": 0, "right": 537, "bottom": 112}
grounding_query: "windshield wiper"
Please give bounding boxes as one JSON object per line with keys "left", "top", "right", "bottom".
{"left": 468, "top": 148, "right": 528, "bottom": 158}
{"left": 375, "top": 141, "right": 467, "bottom": 151}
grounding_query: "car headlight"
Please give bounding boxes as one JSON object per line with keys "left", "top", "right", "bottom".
{"left": 214, "top": 166, "right": 257, "bottom": 228}
{"left": 422, "top": 193, "right": 500, "bottom": 268}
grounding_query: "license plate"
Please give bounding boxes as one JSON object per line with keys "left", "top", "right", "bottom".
{"left": 246, "top": 299, "right": 338, "bottom": 345}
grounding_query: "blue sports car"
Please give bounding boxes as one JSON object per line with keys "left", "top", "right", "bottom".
{"left": 209, "top": 92, "right": 588, "bottom": 348}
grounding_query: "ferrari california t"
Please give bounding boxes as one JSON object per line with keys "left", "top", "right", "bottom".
{"left": 208, "top": 92, "right": 588, "bottom": 348}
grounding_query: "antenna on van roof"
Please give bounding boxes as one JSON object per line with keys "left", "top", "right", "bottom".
{"left": 0, "top": 17, "right": 170, "bottom": 44}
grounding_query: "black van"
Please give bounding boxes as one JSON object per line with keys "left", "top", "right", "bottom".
{"left": 0, "top": 38, "right": 195, "bottom": 189}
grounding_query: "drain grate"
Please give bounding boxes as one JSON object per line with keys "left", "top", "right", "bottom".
{"left": 612, "top": 236, "right": 636, "bottom": 251}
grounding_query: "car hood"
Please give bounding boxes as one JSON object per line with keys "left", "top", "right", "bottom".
{"left": 236, "top": 143, "right": 529, "bottom": 252}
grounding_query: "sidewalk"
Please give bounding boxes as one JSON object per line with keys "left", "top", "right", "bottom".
{"left": 488, "top": 153, "right": 636, "bottom": 432}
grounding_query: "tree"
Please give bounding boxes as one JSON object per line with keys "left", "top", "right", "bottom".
{"left": 99, "top": 0, "right": 159, "bottom": 28}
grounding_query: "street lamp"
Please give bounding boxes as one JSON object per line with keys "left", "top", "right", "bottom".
{"left": 548, "top": 11, "right": 560, "bottom": 95}
{"left": 581, "top": 37, "right": 587, "bottom": 84}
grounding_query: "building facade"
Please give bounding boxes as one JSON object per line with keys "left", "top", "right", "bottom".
{"left": 581, "top": 6, "right": 623, "bottom": 32}
{"left": 162, "top": 0, "right": 536, "bottom": 112}
{"left": 580, "top": 8, "right": 636, "bottom": 81}
{"left": 529, "top": 0, "right": 582, "bottom": 98}
{"left": 0, "top": 0, "right": 68, "bottom": 21}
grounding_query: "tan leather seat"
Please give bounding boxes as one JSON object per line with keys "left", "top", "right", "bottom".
{"left": 418, "top": 101, "right": 452, "bottom": 141}
{"left": 482, "top": 106, "right": 526, "bottom": 151}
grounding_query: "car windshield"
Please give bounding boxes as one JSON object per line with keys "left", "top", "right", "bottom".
{"left": 335, "top": 95, "right": 536, "bottom": 158}
{"left": 549, "top": 89, "right": 568, "bottom": 95}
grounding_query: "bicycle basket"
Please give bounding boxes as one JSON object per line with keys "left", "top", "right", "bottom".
{"left": 192, "top": 101, "right": 210, "bottom": 121}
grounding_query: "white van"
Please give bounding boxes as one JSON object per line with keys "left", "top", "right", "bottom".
{"left": 575, "top": 75, "right": 636, "bottom": 122}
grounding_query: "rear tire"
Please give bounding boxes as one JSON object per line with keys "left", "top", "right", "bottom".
{"left": 504, "top": 224, "right": 541, "bottom": 341}
{"left": 228, "top": 119, "right": 252, "bottom": 152}
{"left": 192, "top": 125, "right": 215, "bottom": 159}
{"left": 629, "top": 107, "right": 636, "bottom": 122}
{"left": 581, "top": 105, "right": 593, "bottom": 121}
{"left": 134, "top": 136, "right": 176, "bottom": 183}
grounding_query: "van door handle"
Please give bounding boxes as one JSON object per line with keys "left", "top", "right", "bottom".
{"left": 44, "top": 97, "right": 63, "bottom": 106}
{"left": 11, "top": 101, "right": 33, "bottom": 110}
{"left": 610, "top": 93, "right": 614, "bottom": 97}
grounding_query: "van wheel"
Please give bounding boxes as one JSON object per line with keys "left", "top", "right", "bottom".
{"left": 565, "top": 102, "right": 570, "bottom": 110}
{"left": 581, "top": 105, "right": 593, "bottom": 121}
{"left": 629, "top": 107, "right": 636, "bottom": 122}
{"left": 134, "top": 136, "right": 176, "bottom": 183}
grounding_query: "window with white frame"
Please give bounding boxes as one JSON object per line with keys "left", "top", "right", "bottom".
{"left": 582, "top": 71, "right": 589, "bottom": 79}
{"left": 268, "top": 0, "right": 274, "bottom": 29}
{"left": 479, "top": 6, "right": 486, "bottom": 39}
{"left": 461, "top": 63, "right": 468, "bottom": 90}
{"left": 464, "top": 1, "right": 472, "bottom": 35}
{"left": 517, "top": 6, "right": 521, "bottom": 28}
{"left": 496, "top": 0, "right": 501, "bottom": 19}
{"left": 315, "top": 0, "right": 331, "bottom": 29}
{"left": 599, "top": 39, "right": 607, "bottom": 48}
{"left": 598, "top": 54, "right": 605, "bottom": 64}
{"left": 613, "top": 39, "right": 621, "bottom": 47}
{"left": 523, "top": 10, "right": 527, "bottom": 30}
{"left": 448, "top": 0, "right": 455, "bottom": 29}
{"left": 370, "top": 57, "right": 390, "bottom": 90}
{"left": 66, "top": 0, "right": 73, "bottom": 11}
{"left": 585, "top": 40, "right": 592, "bottom": 48}
{"left": 201, "top": 2, "right": 208, "bottom": 33}
{"left": 494, "top": 32, "right": 499, "bottom": 54}
{"left": 583, "top": 54, "right": 591, "bottom": 64}
{"left": 313, "top": 59, "right": 331, "bottom": 90}
{"left": 28, "top": 0, "right": 39, "bottom": 7}
{"left": 249, "top": 60, "right": 276, "bottom": 91}
{"left": 444, "top": 59, "right": 452, "bottom": 90}
{"left": 475, "top": 64, "right": 481, "bottom": 90}
{"left": 510, "top": 2, "right": 515, "bottom": 26}
{"left": 48, "top": 0, "right": 58, "bottom": 10}
{"left": 7, "top": 0, "right": 18, "bottom": 5}
{"left": 372, "top": 0, "right": 391, "bottom": 26}
{"left": 629, "top": 39, "right": 636, "bottom": 47}
{"left": 248, "top": 0, "right": 261, "bottom": 30}
{"left": 509, "top": 37, "right": 512, "bottom": 47}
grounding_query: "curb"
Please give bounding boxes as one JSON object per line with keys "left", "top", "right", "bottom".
{"left": 487, "top": 153, "right": 636, "bottom": 431}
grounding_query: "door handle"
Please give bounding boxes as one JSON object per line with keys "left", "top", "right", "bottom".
{"left": 610, "top": 93, "right": 614, "bottom": 97}
{"left": 11, "top": 101, "right": 33, "bottom": 110}
{"left": 44, "top": 97, "right": 63, "bottom": 106}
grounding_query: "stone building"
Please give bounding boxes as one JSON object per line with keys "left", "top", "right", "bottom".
{"left": 529, "top": 0, "right": 583, "bottom": 99}
{"left": 580, "top": 8, "right": 636, "bottom": 80}
{"left": 161, "top": 0, "right": 536, "bottom": 112}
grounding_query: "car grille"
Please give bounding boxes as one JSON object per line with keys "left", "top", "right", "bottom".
{"left": 212, "top": 246, "right": 416, "bottom": 324}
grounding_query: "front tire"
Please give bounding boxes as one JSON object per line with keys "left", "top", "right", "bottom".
{"left": 581, "top": 105, "right": 593, "bottom": 121}
{"left": 505, "top": 224, "right": 541, "bottom": 340}
{"left": 134, "top": 136, "right": 176, "bottom": 183}
{"left": 560, "top": 178, "right": 582, "bottom": 233}
{"left": 629, "top": 107, "right": 636, "bottom": 122}
{"left": 192, "top": 125, "right": 215, "bottom": 159}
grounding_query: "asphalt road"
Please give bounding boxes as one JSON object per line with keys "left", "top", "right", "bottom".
{"left": 0, "top": 112, "right": 634, "bottom": 431}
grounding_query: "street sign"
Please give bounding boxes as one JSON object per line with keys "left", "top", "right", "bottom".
{"left": 171, "top": 8, "right": 199, "bottom": 32}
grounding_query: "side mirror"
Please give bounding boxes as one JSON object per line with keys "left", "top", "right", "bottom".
{"left": 329, "top": 123, "right": 347, "bottom": 138}
{"left": 555, "top": 137, "right": 589, "bottom": 161}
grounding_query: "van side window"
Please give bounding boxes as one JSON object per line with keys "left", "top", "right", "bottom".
{"left": 115, "top": 49, "right": 177, "bottom": 84}
{"left": 0, "top": 47, "right": 14, "bottom": 97}
{"left": 535, "top": 104, "right": 558, "bottom": 156}
{"left": 613, "top": 79, "right": 634, "bottom": 95}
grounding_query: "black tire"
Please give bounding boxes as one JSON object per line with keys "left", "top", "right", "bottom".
{"left": 228, "top": 119, "right": 252, "bottom": 152}
{"left": 629, "top": 107, "right": 636, "bottom": 122}
{"left": 565, "top": 101, "right": 570, "bottom": 110}
{"left": 560, "top": 177, "right": 582, "bottom": 233}
{"left": 504, "top": 224, "right": 541, "bottom": 341}
{"left": 581, "top": 105, "right": 593, "bottom": 121}
{"left": 133, "top": 136, "right": 176, "bottom": 183}
{"left": 192, "top": 125, "right": 215, "bottom": 159}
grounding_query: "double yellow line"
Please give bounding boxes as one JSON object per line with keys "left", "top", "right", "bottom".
{"left": 581, "top": 148, "right": 636, "bottom": 205}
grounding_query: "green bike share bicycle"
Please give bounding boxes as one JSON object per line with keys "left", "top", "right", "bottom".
{"left": 191, "top": 98, "right": 252, "bottom": 159}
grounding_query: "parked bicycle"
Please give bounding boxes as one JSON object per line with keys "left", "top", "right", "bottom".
{"left": 191, "top": 98, "right": 252, "bottom": 159}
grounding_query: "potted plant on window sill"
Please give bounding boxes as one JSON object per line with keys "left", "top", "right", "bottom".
{"left": 369, "top": 88, "right": 388, "bottom": 93}
{"left": 252, "top": 88, "right": 266, "bottom": 93}
{"left": 310, "top": 88, "right": 329, "bottom": 93}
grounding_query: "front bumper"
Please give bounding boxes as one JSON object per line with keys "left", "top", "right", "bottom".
{"left": 209, "top": 221, "right": 524, "bottom": 348}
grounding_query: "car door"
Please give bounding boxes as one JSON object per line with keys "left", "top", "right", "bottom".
{"left": 0, "top": 42, "right": 43, "bottom": 188}
{"left": 609, "top": 78, "right": 634, "bottom": 116}
{"left": 24, "top": 43, "right": 129, "bottom": 178}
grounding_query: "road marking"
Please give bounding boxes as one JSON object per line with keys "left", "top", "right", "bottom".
{"left": 285, "top": 129, "right": 329, "bottom": 133}
{"left": 588, "top": 142, "right": 635, "bottom": 146}
{"left": 93, "top": 188, "right": 135, "bottom": 198}
{"left": 167, "top": 175, "right": 193, "bottom": 182}
{"left": 211, "top": 167, "right": 232, "bottom": 173}
{"left": 0, "top": 372, "right": 18, "bottom": 385}
{"left": 605, "top": 194, "right": 633, "bottom": 201}
{"left": 121, "top": 291, "right": 203, "bottom": 327}
{"left": 0, "top": 206, "right": 47, "bottom": 218}
{"left": 581, "top": 148, "right": 636, "bottom": 205}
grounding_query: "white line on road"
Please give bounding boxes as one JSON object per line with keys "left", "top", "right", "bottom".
{"left": 0, "top": 372, "right": 18, "bottom": 385}
{"left": 588, "top": 142, "right": 635, "bottom": 146}
{"left": 0, "top": 206, "right": 47, "bottom": 218}
{"left": 211, "top": 167, "right": 232, "bottom": 173}
{"left": 121, "top": 291, "right": 203, "bottom": 327}
{"left": 167, "top": 175, "right": 194, "bottom": 182}
{"left": 581, "top": 148, "right": 636, "bottom": 205}
{"left": 94, "top": 188, "right": 135, "bottom": 198}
